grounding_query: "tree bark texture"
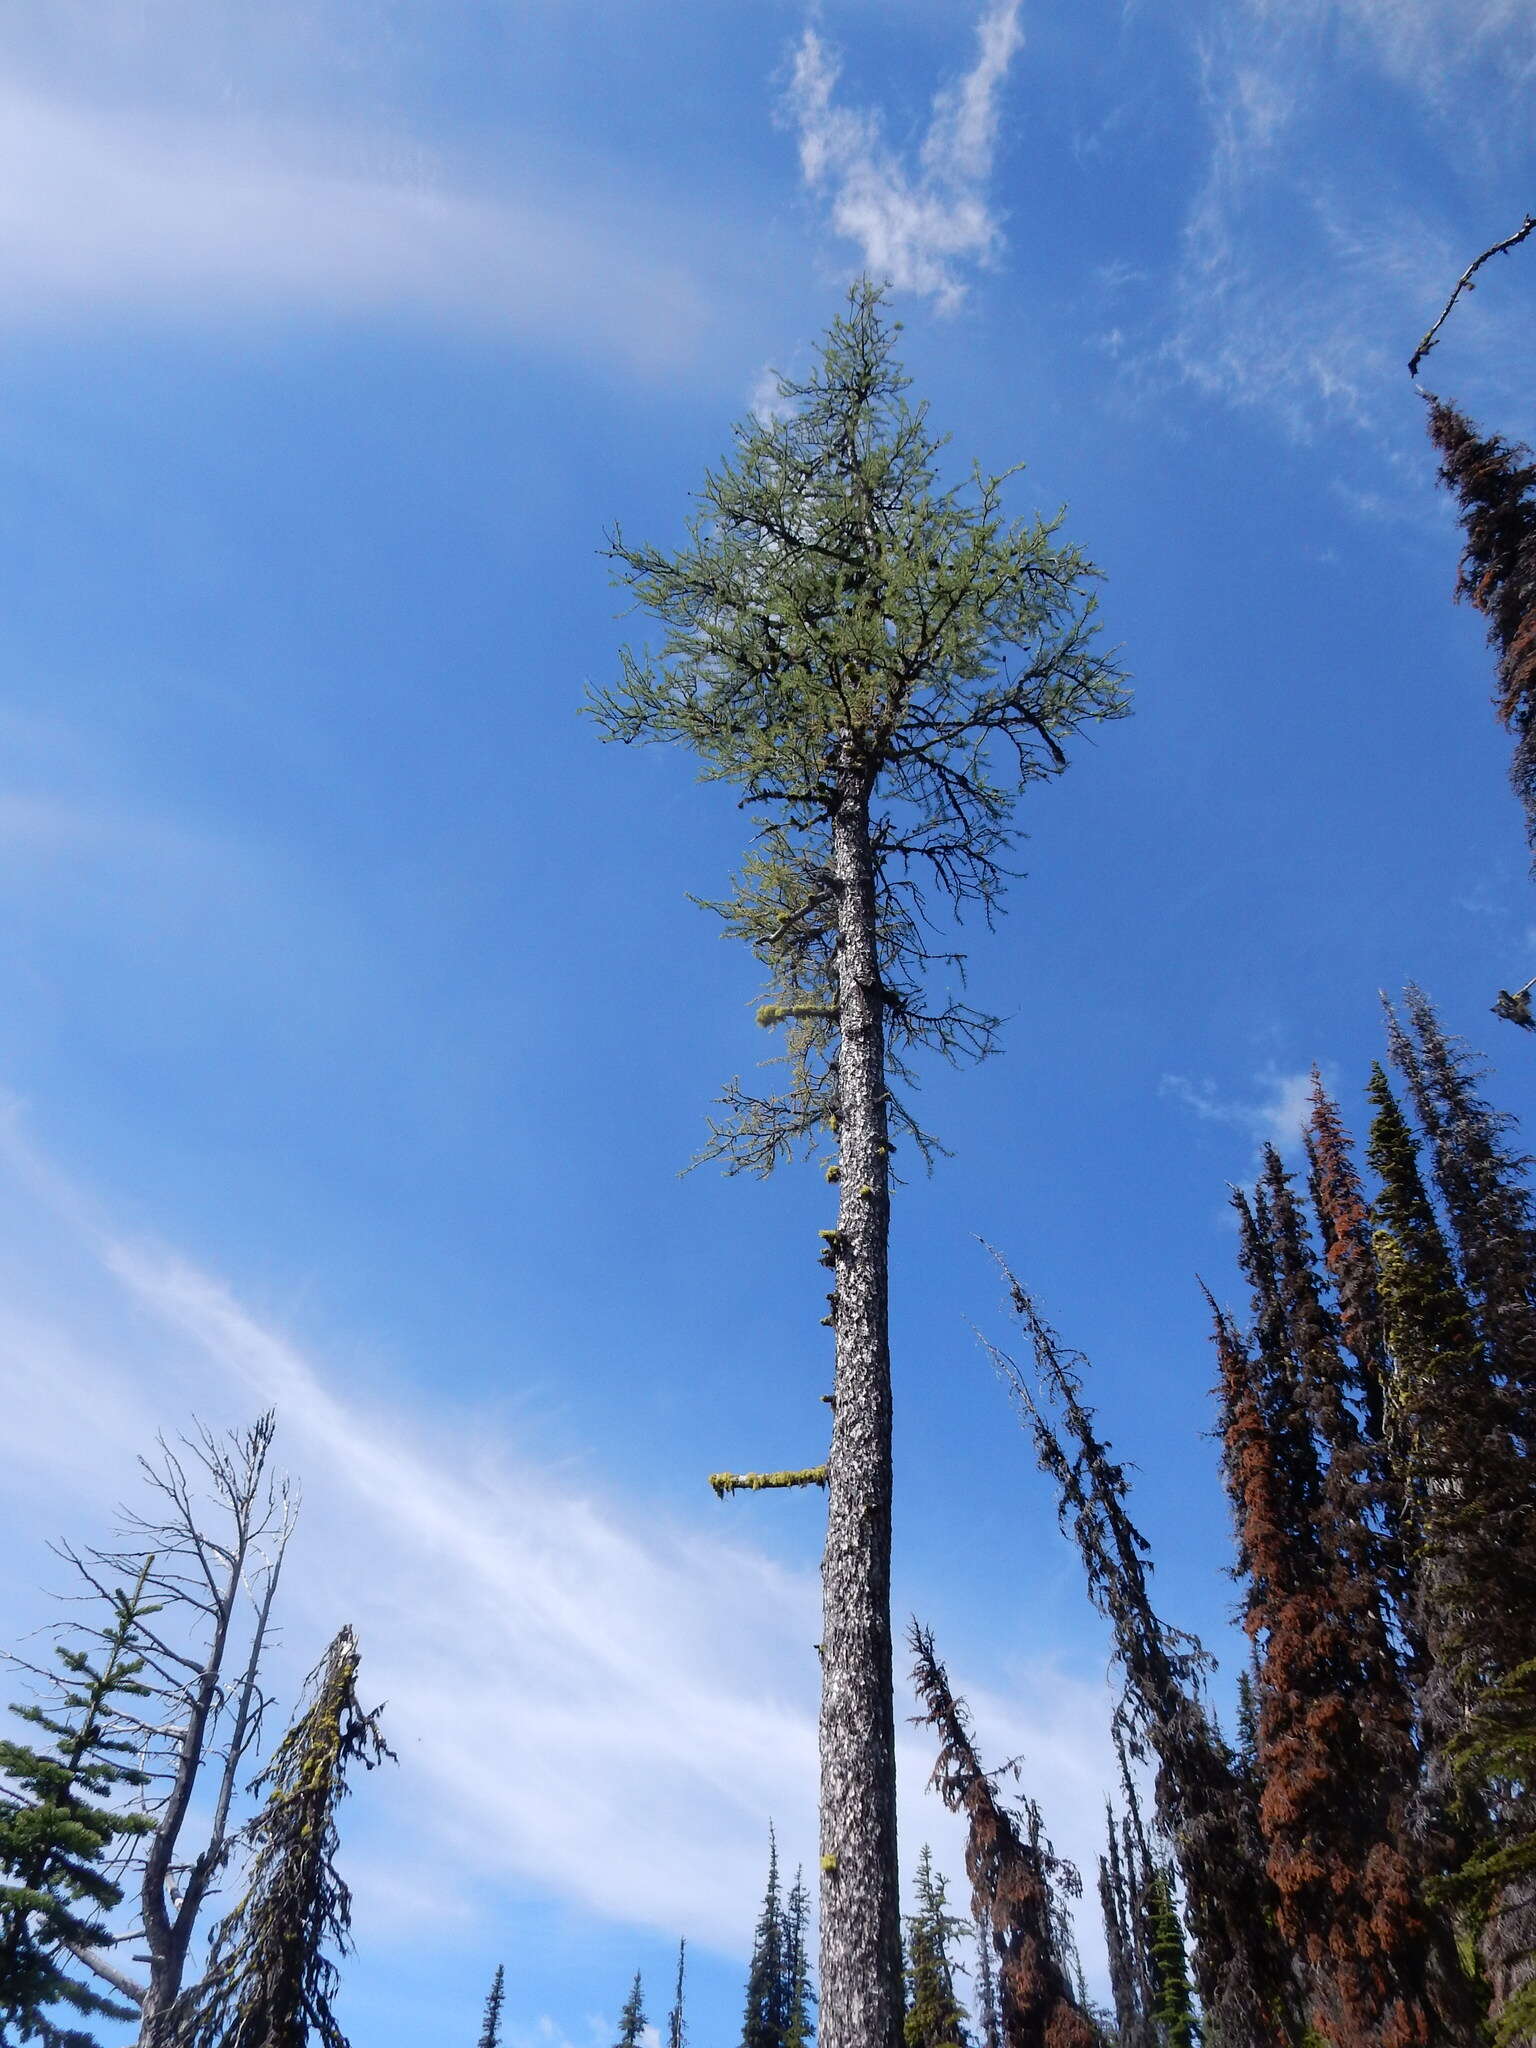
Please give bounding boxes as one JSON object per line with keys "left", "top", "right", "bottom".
{"left": 818, "top": 778, "right": 902, "bottom": 2048}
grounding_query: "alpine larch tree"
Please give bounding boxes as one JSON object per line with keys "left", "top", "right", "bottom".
{"left": 592, "top": 281, "right": 1127, "bottom": 2048}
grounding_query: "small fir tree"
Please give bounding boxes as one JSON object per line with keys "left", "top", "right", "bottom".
{"left": 617, "top": 1973, "right": 647, "bottom": 2048}
{"left": 593, "top": 281, "right": 1126, "bottom": 2048}
{"left": 1143, "top": 1867, "right": 1198, "bottom": 2048}
{"left": 185, "top": 1626, "right": 391, "bottom": 2048}
{"left": 741, "top": 1830, "right": 789, "bottom": 2048}
{"left": 0, "top": 1561, "right": 156, "bottom": 2048}
{"left": 478, "top": 1965, "right": 506, "bottom": 2048}
{"left": 903, "top": 1847, "right": 970, "bottom": 2048}
{"left": 783, "top": 1870, "right": 816, "bottom": 2048}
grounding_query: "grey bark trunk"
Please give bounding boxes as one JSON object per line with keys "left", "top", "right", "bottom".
{"left": 818, "top": 779, "right": 902, "bottom": 2048}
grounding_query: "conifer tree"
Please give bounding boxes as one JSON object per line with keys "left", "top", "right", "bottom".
{"left": 1143, "top": 1867, "right": 1198, "bottom": 2048}
{"left": 1389, "top": 987, "right": 1536, "bottom": 1410}
{"left": 908, "top": 1625, "right": 1096, "bottom": 2048}
{"left": 593, "top": 283, "right": 1126, "bottom": 2048}
{"left": 667, "top": 1941, "right": 687, "bottom": 2048}
{"left": 478, "top": 1965, "right": 506, "bottom": 2048}
{"left": 1424, "top": 398, "right": 1536, "bottom": 853}
{"left": 185, "top": 1627, "right": 391, "bottom": 2048}
{"left": 783, "top": 1871, "right": 816, "bottom": 2048}
{"left": 992, "top": 1277, "right": 1299, "bottom": 2047}
{"left": 903, "top": 1847, "right": 970, "bottom": 2048}
{"left": 1221, "top": 1169, "right": 1479, "bottom": 2048}
{"left": 0, "top": 1561, "right": 157, "bottom": 2048}
{"left": 1382, "top": 1002, "right": 1536, "bottom": 2040}
{"left": 1365, "top": 1058, "right": 1489, "bottom": 1779}
{"left": 1306, "top": 1073, "right": 1391, "bottom": 1446}
{"left": 617, "top": 1973, "right": 647, "bottom": 2048}
{"left": 742, "top": 1830, "right": 789, "bottom": 2048}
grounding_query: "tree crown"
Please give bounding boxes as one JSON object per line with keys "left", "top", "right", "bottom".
{"left": 592, "top": 280, "right": 1127, "bottom": 1170}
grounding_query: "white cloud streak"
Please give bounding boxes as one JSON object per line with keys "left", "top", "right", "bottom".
{"left": 0, "top": 83, "right": 702, "bottom": 367}
{"left": 1160, "top": 1065, "right": 1315, "bottom": 1156}
{"left": 1156, "top": 0, "right": 1536, "bottom": 440}
{"left": 783, "top": 2, "right": 1024, "bottom": 311}
{"left": 0, "top": 1112, "right": 1115, "bottom": 1978}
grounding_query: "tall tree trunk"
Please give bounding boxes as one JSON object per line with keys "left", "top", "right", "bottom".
{"left": 819, "top": 773, "right": 902, "bottom": 2048}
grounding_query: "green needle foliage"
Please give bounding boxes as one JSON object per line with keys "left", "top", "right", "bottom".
{"left": 1144, "top": 1866, "right": 1198, "bottom": 2048}
{"left": 591, "top": 277, "right": 1127, "bottom": 1173}
{"left": 902, "top": 1846, "right": 970, "bottom": 2048}
{"left": 0, "top": 1559, "right": 156, "bottom": 2048}
{"left": 616, "top": 1972, "right": 647, "bottom": 2048}
{"left": 478, "top": 1965, "right": 506, "bottom": 2048}
{"left": 186, "top": 1626, "right": 391, "bottom": 2048}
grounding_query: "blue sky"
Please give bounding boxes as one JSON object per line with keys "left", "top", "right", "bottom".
{"left": 0, "top": 1, "right": 1533, "bottom": 2042}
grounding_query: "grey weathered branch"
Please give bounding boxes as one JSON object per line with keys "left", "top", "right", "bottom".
{"left": 1409, "top": 215, "right": 1536, "bottom": 380}
{"left": 58, "top": 1935, "right": 148, "bottom": 2009}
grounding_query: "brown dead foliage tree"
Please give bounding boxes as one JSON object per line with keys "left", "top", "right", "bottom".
{"left": 907, "top": 1624, "right": 1095, "bottom": 2048}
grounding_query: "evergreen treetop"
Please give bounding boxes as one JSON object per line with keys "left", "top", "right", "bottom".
{"left": 741, "top": 1829, "right": 789, "bottom": 2048}
{"left": 478, "top": 1964, "right": 506, "bottom": 2048}
{"left": 616, "top": 1971, "right": 647, "bottom": 2048}
{"left": 902, "top": 1846, "right": 969, "bottom": 2048}
{"left": 0, "top": 1559, "right": 157, "bottom": 2048}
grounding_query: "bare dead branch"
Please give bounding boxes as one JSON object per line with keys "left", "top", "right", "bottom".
{"left": 1410, "top": 215, "right": 1536, "bottom": 380}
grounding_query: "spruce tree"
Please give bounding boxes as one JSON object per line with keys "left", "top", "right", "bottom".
{"left": 616, "top": 1974, "right": 647, "bottom": 2048}
{"left": 742, "top": 1830, "right": 789, "bottom": 2048}
{"left": 0, "top": 1561, "right": 156, "bottom": 2048}
{"left": 1223, "top": 1167, "right": 1479, "bottom": 2048}
{"left": 1143, "top": 1868, "right": 1197, "bottom": 2048}
{"left": 185, "top": 1627, "right": 391, "bottom": 2048}
{"left": 783, "top": 1871, "right": 816, "bottom": 2048}
{"left": 994, "top": 1276, "right": 1299, "bottom": 2046}
{"left": 908, "top": 1624, "right": 1096, "bottom": 2048}
{"left": 903, "top": 1847, "right": 969, "bottom": 2048}
{"left": 1424, "top": 399, "right": 1536, "bottom": 853}
{"left": 1389, "top": 987, "right": 1536, "bottom": 1411}
{"left": 1365, "top": 1057, "right": 1489, "bottom": 1780}
{"left": 593, "top": 283, "right": 1126, "bottom": 2048}
{"left": 478, "top": 1966, "right": 506, "bottom": 2048}
{"left": 1381, "top": 1005, "right": 1536, "bottom": 2041}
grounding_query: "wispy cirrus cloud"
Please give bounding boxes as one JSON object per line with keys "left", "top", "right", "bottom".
{"left": 0, "top": 1109, "right": 1114, "bottom": 1974}
{"left": 1159, "top": 1064, "right": 1316, "bottom": 1157}
{"left": 782, "top": 1, "right": 1025, "bottom": 311}
{"left": 1153, "top": 0, "right": 1536, "bottom": 441}
{"left": 0, "top": 82, "right": 702, "bottom": 367}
